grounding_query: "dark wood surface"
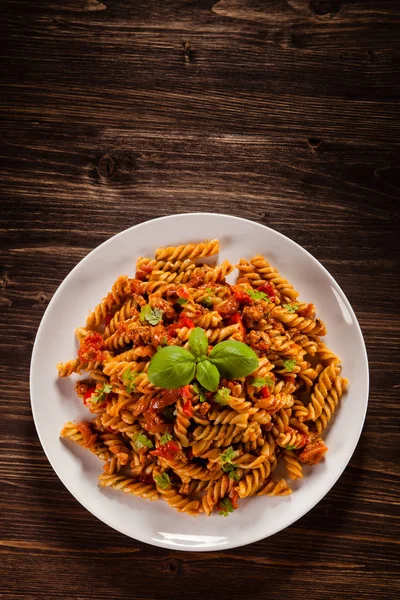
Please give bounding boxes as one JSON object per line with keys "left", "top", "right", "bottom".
{"left": 1, "top": 1, "right": 399, "bottom": 598}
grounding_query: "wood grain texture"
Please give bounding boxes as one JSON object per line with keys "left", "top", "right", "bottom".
{"left": 1, "top": 0, "right": 399, "bottom": 598}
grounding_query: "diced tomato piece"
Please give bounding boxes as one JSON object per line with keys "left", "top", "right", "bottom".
{"left": 179, "top": 316, "right": 195, "bottom": 329}
{"left": 179, "top": 385, "right": 193, "bottom": 400}
{"left": 182, "top": 399, "right": 193, "bottom": 417}
{"left": 78, "top": 331, "right": 105, "bottom": 362}
{"left": 229, "top": 313, "right": 246, "bottom": 339}
{"left": 176, "top": 286, "right": 190, "bottom": 300}
{"left": 260, "top": 386, "right": 270, "bottom": 398}
{"left": 76, "top": 422, "right": 97, "bottom": 448}
{"left": 168, "top": 316, "right": 195, "bottom": 336}
{"left": 83, "top": 386, "right": 96, "bottom": 406}
{"left": 151, "top": 440, "right": 181, "bottom": 460}
{"left": 257, "top": 282, "right": 275, "bottom": 302}
{"left": 230, "top": 313, "right": 241, "bottom": 324}
{"left": 232, "top": 286, "right": 252, "bottom": 305}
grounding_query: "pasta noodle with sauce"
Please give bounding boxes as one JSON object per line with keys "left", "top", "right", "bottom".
{"left": 58, "top": 238, "right": 348, "bottom": 517}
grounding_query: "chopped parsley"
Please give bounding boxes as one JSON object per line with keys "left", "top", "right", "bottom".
{"left": 132, "top": 432, "right": 154, "bottom": 450}
{"left": 252, "top": 376, "right": 274, "bottom": 389}
{"left": 213, "top": 387, "right": 231, "bottom": 406}
{"left": 222, "top": 462, "right": 240, "bottom": 481}
{"left": 153, "top": 473, "right": 171, "bottom": 489}
{"left": 228, "top": 469, "right": 240, "bottom": 482}
{"left": 283, "top": 359, "right": 297, "bottom": 372}
{"left": 160, "top": 431, "right": 173, "bottom": 445}
{"left": 200, "top": 287, "right": 214, "bottom": 308}
{"left": 122, "top": 368, "right": 139, "bottom": 393}
{"left": 140, "top": 305, "right": 163, "bottom": 326}
{"left": 220, "top": 446, "right": 237, "bottom": 466}
{"left": 90, "top": 383, "right": 112, "bottom": 404}
{"left": 192, "top": 382, "right": 207, "bottom": 403}
{"left": 177, "top": 297, "right": 188, "bottom": 306}
{"left": 219, "top": 497, "right": 234, "bottom": 517}
{"left": 283, "top": 303, "right": 298, "bottom": 314}
{"left": 286, "top": 444, "right": 297, "bottom": 451}
{"left": 247, "top": 288, "right": 271, "bottom": 302}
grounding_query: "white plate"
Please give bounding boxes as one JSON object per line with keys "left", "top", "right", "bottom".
{"left": 30, "top": 213, "right": 369, "bottom": 551}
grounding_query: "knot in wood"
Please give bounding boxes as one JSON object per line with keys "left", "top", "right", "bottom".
{"left": 310, "top": 1, "right": 342, "bottom": 16}
{"left": 167, "top": 558, "right": 182, "bottom": 574}
{"left": 98, "top": 155, "right": 116, "bottom": 178}
{"left": 182, "top": 41, "right": 195, "bottom": 64}
{"left": 307, "top": 138, "right": 322, "bottom": 149}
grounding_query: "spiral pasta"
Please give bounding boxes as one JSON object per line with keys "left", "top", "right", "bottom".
{"left": 58, "top": 240, "right": 347, "bottom": 517}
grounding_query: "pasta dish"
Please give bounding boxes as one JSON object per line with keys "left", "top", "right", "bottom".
{"left": 57, "top": 239, "right": 347, "bottom": 517}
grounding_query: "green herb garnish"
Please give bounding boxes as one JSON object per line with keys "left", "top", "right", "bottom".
{"left": 200, "top": 287, "right": 214, "bottom": 308}
{"left": 177, "top": 298, "right": 188, "bottom": 306}
{"left": 213, "top": 387, "right": 231, "bottom": 406}
{"left": 251, "top": 376, "right": 274, "bottom": 388}
{"left": 283, "top": 359, "right": 297, "bottom": 372}
{"left": 247, "top": 288, "right": 270, "bottom": 302}
{"left": 153, "top": 473, "right": 171, "bottom": 489}
{"left": 219, "top": 497, "right": 234, "bottom": 517}
{"left": 228, "top": 468, "right": 240, "bottom": 482}
{"left": 140, "top": 305, "right": 163, "bottom": 325}
{"left": 122, "top": 368, "right": 139, "bottom": 393}
{"left": 222, "top": 463, "right": 240, "bottom": 481}
{"left": 147, "top": 328, "right": 258, "bottom": 391}
{"left": 160, "top": 431, "right": 173, "bottom": 445}
{"left": 192, "top": 382, "right": 207, "bottom": 403}
{"left": 286, "top": 444, "right": 297, "bottom": 451}
{"left": 90, "top": 383, "right": 112, "bottom": 404}
{"left": 132, "top": 432, "right": 154, "bottom": 450}
{"left": 283, "top": 303, "right": 298, "bottom": 314}
{"left": 220, "top": 446, "right": 237, "bottom": 466}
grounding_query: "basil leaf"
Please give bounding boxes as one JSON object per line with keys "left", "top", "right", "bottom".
{"left": 189, "top": 327, "right": 208, "bottom": 358}
{"left": 148, "top": 346, "right": 195, "bottom": 389}
{"left": 196, "top": 359, "right": 220, "bottom": 392}
{"left": 209, "top": 340, "right": 258, "bottom": 379}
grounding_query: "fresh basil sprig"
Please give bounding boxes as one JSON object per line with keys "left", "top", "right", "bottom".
{"left": 148, "top": 327, "right": 258, "bottom": 391}
{"left": 147, "top": 346, "right": 195, "bottom": 389}
{"left": 196, "top": 359, "right": 220, "bottom": 391}
{"left": 208, "top": 340, "right": 258, "bottom": 379}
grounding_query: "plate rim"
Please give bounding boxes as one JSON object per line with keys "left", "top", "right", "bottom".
{"left": 30, "top": 212, "right": 369, "bottom": 551}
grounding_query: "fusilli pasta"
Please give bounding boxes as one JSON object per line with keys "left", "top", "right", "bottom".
{"left": 58, "top": 239, "right": 348, "bottom": 516}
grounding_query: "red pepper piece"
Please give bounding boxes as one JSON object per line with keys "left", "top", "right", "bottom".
{"left": 260, "top": 386, "right": 270, "bottom": 398}
{"left": 232, "top": 286, "right": 252, "bottom": 305}
{"left": 176, "top": 286, "right": 190, "bottom": 300}
{"left": 257, "top": 282, "right": 275, "bottom": 302}
{"left": 83, "top": 386, "right": 96, "bottom": 406}
{"left": 182, "top": 399, "right": 193, "bottom": 417}
{"left": 151, "top": 440, "right": 181, "bottom": 460}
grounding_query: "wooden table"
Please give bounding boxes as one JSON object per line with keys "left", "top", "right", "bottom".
{"left": 1, "top": 1, "right": 399, "bottom": 599}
